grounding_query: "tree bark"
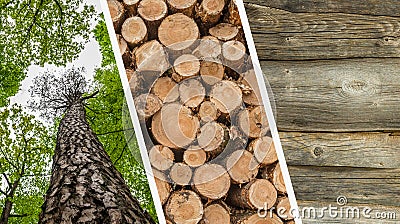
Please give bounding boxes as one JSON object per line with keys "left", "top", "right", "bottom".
{"left": 38, "top": 102, "right": 155, "bottom": 224}
{"left": 0, "top": 179, "right": 20, "bottom": 224}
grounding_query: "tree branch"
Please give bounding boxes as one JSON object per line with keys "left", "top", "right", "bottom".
{"left": 81, "top": 90, "right": 99, "bottom": 101}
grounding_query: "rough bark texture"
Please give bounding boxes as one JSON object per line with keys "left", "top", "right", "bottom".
{"left": 0, "top": 179, "right": 20, "bottom": 224}
{"left": 38, "top": 102, "right": 155, "bottom": 224}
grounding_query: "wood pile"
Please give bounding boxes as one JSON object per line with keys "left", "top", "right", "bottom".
{"left": 107, "top": 0, "right": 294, "bottom": 223}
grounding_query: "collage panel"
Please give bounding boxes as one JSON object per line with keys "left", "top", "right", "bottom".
{"left": 103, "top": 0, "right": 300, "bottom": 223}
{"left": 1, "top": 1, "right": 157, "bottom": 223}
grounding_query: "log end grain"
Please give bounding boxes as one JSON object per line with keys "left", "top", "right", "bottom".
{"left": 193, "top": 163, "right": 231, "bottom": 200}
{"left": 108, "top": 0, "right": 125, "bottom": 32}
{"left": 135, "top": 40, "right": 169, "bottom": 72}
{"left": 167, "top": 0, "right": 197, "bottom": 17}
{"left": 151, "top": 76, "right": 180, "bottom": 103}
{"left": 151, "top": 103, "right": 199, "bottom": 148}
{"left": 193, "top": 36, "right": 222, "bottom": 60}
{"left": 240, "top": 69, "right": 263, "bottom": 106}
{"left": 159, "top": 13, "right": 200, "bottom": 51}
{"left": 198, "top": 101, "right": 219, "bottom": 122}
{"left": 273, "top": 164, "right": 287, "bottom": 194}
{"left": 210, "top": 80, "right": 243, "bottom": 114}
{"left": 121, "top": 17, "right": 148, "bottom": 48}
{"left": 238, "top": 106, "right": 269, "bottom": 139}
{"left": 134, "top": 93, "right": 162, "bottom": 119}
{"left": 248, "top": 136, "right": 278, "bottom": 166}
{"left": 183, "top": 148, "right": 207, "bottom": 167}
{"left": 226, "top": 150, "right": 259, "bottom": 184}
{"left": 165, "top": 190, "right": 203, "bottom": 224}
{"left": 174, "top": 54, "right": 201, "bottom": 79}
{"left": 138, "top": 0, "right": 168, "bottom": 23}
{"left": 149, "top": 145, "right": 175, "bottom": 171}
{"left": 200, "top": 60, "right": 225, "bottom": 86}
{"left": 200, "top": 203, "right": 230, "bottom": 224}
{"left": 154, "top": 171, "right": 172, "bottom": 205}
{"left": 169, "top": 163, "right": 193, "bottom": 186}
{"left": 209, "top": 23, "right": 240, "bottom": 42}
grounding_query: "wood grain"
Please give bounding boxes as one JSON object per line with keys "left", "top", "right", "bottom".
{"left": 245, "top": 4, "right": 400, "bottom": 60}
{"left": 261, "top": 59, "right": 400, "bottom": 132}
{"left": 245, "top": 0, "right": 400, "bottom": 17}
{"left": 297, "top": 200, "right": 399, "bottom": 223}
{"left": 281, "top": 132, "right": 400, "bottom": 169}
{"left": 289, "top": 166, "right": 400, "bottom": 207}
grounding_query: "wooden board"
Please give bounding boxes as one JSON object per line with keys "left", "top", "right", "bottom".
{"left": 297, "top": 200, "right": 399, "bottom": 223}
{"left": 281, "top": 132, "right": 400, "bottom": 169}
{"left": 245, "top": 0, "right": 400, "bottom": 17}
{"left": 261, "top": 59, "right": 400, "bottom": 132}
{"left": 245, "top": 3, "right": 400, "bottom": 60}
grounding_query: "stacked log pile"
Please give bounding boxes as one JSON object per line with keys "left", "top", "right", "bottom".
{"left": 107, "top": 0, "right": 294, "bottom": 223}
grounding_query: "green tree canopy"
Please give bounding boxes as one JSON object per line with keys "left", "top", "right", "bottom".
{"left": 0, "top": 105, "right": 53, "bottom": 224}
{"left": 0, "top": 0, "right": 96, "bottom": 107}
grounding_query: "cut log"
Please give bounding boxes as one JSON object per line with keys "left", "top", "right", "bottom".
{"left": 222, "top": 40, "right": 247, "bottom": 72}
{"left": 179, "top": 78, "right": 205, "bottom": 108}
{"left": 149, "top": 145, "right": 175, "bottom": 171}
{"left": 135, "top": 40, "right": 169, "bottom": 72}
{"left": 154, "top": 171, "right": 172, "bottom": 205}
{"left": 224, "top": 0, "right": 242, "bottom": 26}
{"left": 193, "top": 36, "right": 222, "bottom": 60}
{"left": 276, "top": 197, "right": 294, "bottom": 221}
{"left": 117, "top": 34, "right": 132, "bottom": 67}
{"left": 209, "top": 23, "right": 240, "bottom": 42}
{"left": 197, "top": 122, "right": 228, "bottom": 157}
{"left": 107, "top": 0, "right": 125, "bottom": 33}
{"left": 173, "top": 54, "right": 201, "bottom": 81}
{"left": 200, "top": 60, "right": 225, "bottom": 86}
{"left": 200, "top": 202, "right": 230, "bottom": 224}
{"left": 272, "top": 163, "right": 287, "bottom": 194}
{"left": 151, "top": 103, "right": 200, "bottom": 149}
{"left": 169, "top": 162, "right": 192, "bottom": 186}
{"left": 159, "top": 13, "right": 200, "bottom": 51}
{"left": 196, "top": 0, "right": 226, "bottom": 27}
{"left": 123, "top": 0, "right": 140, "bottom": 16}
{"left": 239, "top": 69, "right": 263, "bottom": 106}
{"left": 237, "top": 106, "right": 269, "bottom": 138}
{"left": 192, "top": 163, "right": 231, "bottom": 200}
{"left": 231, "top": 212, "right": 283, "bottom": 224}
{"left": 167, "top": 0, "right": 197, "bottom": 17}
{"left": 165, "top": 190, "right": 203, "bottom": 224}
{"left": 226, "top": 150, "right": 259, "bottom": 184}
{"left": 137, "top": 0, "right": 168, "bottom": 39}
{"left": 248, "top": 136, "right": 278, "bottom": 166}
{"left": 210, "top": 80, "right": 243, "bottom": 114}
{"left": 226, "top": 179, "right": 277, "bottom": 210}
{"left": 151, "top": 76, "right": 179, "bottom": 103}
{"left": 128, "top": 69, "right": 144, "bottom": 97}
{"left": 134, "top": 93, "right": 162, "bottom": 119}
{"left": 121, "top": 16, "right": 148, "bottom": 48}
{"left": 183, "top": 147, "right": 207, "bottom": 167}
{"left": 198, "top": 101, "right": 219, "bottom": 122}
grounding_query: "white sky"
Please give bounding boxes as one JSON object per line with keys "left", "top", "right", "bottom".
{"left": 10, "top": 0, "right": 103, "bottom": 109}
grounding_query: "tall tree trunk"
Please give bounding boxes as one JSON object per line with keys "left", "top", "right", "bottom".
{"left": 0, "top": 179, "right": 20, "bottom": 224}
{"left": 38, "top": 102, "right": 155, "bottom": 224}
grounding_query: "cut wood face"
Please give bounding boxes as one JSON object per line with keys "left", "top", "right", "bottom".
{"left": 174, "top": 54, "right": 201, "bottom": 79}
{"left": 165, "top": 190, "right": 203, "bottom": 224}
{"left": 200, "top": 60, "right": 225, "bottom": 86}
{"left": 238, "top": 106, "right": 270, "bottom": 138}
{"left": 121, "top": 17, "right": 147, "bottom": 47}
{"left": 226, "top": 150, "right": 259, "bottom": 184}
{"left": 210, "top": 23, "right": 240, "bottom": 41}
{"left": 201, "top": 0, "right": 225, "bottom": 16}
{"left": 138, "top": 0, "right": 168, "bottom": 22}
{"left": 135, "top": 40, "right": 169, "bottom": 72}
{"left": 148, "top": 145, "right": 174, "bottom": 171}
{"left": 210, "top": 80, "right": 243, "bottom": 113}
{"left": 200, "top": 203, "right": 230, "bottom": 224}
{"left": 158, "top": 13, "right": 199, "bottom": 51}
{"left": 151, "top": 103, "right": 199, "bottom": 148}
{"left": 192, "top": 163, "right": 231, "bottom": 200}
{"left": 248, "top": 136, "right": 278, "bottom": 166}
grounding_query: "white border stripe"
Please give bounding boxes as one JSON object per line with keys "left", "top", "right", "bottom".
{"left": 100, "top": 1, "right": 167, "bottom": 223}
{"left": 235, "top": 1, "right": 302, "bottom": 223}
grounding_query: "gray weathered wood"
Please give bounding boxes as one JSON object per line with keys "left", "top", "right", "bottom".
{"left": 288, "top": 166, "right": 400, "bottom": 207}
{"left": 297, "top": 200, "right": 399, "bottom": 223}
{"left": 281, "top": 132, "right": 400, "bottom": 169}
{"left": 245, "top": 4, "right": 400, "bottom": 60}
{"left": 261, "top": 59, "right": 400, "bottom": 132}
{"left": 245, "top": 0, "right": 400, "bottom": 17}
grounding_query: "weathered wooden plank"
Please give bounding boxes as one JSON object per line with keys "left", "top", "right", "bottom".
{"left": 245, "top": 4, "right": 400, "bottom": 60}
{"left": 245, "top": 0, "right": 400, "bottom": 17}
{"left": 288, "top": 166, "right": 400, "bottom": 207}
{"left": 281, "top": 132, "right": 400, "bottom": 169}
{"left": 297, "top": 200, "right": 399, "bottom": 223}
{"left": 261, "top": 59, "right": 400, "bottom": 132}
